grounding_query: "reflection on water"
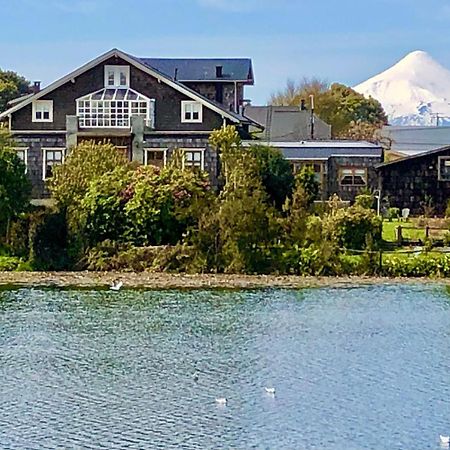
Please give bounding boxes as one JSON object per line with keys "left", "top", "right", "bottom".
{"left": 0, "top": 285, "right": 450, "bottom": 449}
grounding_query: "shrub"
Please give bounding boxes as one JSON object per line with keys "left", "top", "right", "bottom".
{"left": 387, "top": 207, "right": 400, "bottom": 221}
{"left": 0, "top": 256, "right": 22, "bottom": 271}
{"left": 355, "top": 192, "right": 374, "bottom": 210}
{"left": 382, "top": 254, "right": 450, "bottom": 277}
{"left": 323, "top": 204, "right": 382, "bottom": 250}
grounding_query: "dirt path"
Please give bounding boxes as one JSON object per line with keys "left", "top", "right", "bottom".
{"left": 0, "top": 272, "right": 441, "bottom": 290}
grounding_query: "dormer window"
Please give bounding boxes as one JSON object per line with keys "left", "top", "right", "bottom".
{"left": 32, "top": 100, "right": 53, "bottom": 122}
{"left": 181, "top": 101, "right": 203, "bottom": 123}
{"left": 105, "top": 65, "right": 130, "bottom": 88}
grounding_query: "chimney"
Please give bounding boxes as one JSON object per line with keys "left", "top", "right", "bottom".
{"left": 216, "top": 65, "right": 223, "bottom": 78}
{"left": 174, "top": 68, "right": 178, "bottom": 81}
{"left": 32, "top": 81, "right": 41, "bottom": 94}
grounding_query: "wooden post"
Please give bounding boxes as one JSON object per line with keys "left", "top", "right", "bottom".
{"left": 396, "top": 225, "right": 403, "bottom": 246}
{"left": 379, "top": 250, "right": 383, "bottom": 274}
{"left": 425, "top": 226, "right": 430, "bottom": 239}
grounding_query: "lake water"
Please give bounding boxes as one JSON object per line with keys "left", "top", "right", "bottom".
{"left": 1, "top": 284, "right": 450, "bottom": 449}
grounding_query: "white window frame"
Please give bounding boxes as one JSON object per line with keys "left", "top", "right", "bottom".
{"left": 42, "top": 148, "right": 65, "bottom": 180}
{"left": 339, "top": 166, "right": 367, "bottom": 187}
{"left": 14, "top": 147, "right": 28, "bottom": 173}
{"left": 438, "top": 156, "right": 450, "bottom": 181}
{"left": 182, "top": 148, "right": 205, "bottom": 170}
{"left": 104, "top": 65, "right": 130, "bottom": 88}
{"left": 181, "top": 101, "right": 203, "bottom": 123}
{"left": 144, "top": 148, "right": 167, "bottom": 167}
{"left": 76, "top": 88, "right": 154, "bottom": 129}
{"left": 32, "top": 100, "right": 53, "bottom": 123}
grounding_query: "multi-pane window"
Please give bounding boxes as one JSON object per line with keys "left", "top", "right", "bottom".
{"left": 104, "top": 65, "right": 130, "bottom": 88}
{"left": 77, "top": 88, "right": 155, "bottom": 128}
{"left": 183, "top": 149, "right": 204, "bottom": 169}
{"left": 32, "top": 100, "right": 53, "bottom": 122}
{"left": 339, "top": 167, "right": 367, "bottom": 186}
{"left": 438, "top": 156, "right": 450, "bottom": 181}
{"left": 15, "top": 148, "right": 27, "bottom": 172}
{"left": 292, "top": 161, "right": 326, "bottom": 186}
{"left": 43, "top": 148, "right": 64, "bottom": 180}
{"left": 144, "top": 149, "right": 166, "bottom": 168}
{"left": 181, "top": 101, "right": 203, "bottom": 123}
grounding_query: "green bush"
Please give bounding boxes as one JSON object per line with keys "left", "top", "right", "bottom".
{"left": 382, "top": 254, "right": 450, "bottom": 277}
{"left": 387, "top": 207, "right": 400, "bottom": 221}
{"left": 324, "top": 205, "right": 382, "bottom": 250}
{"left": 0, "top": 256, "right": 22, "bottom": 271}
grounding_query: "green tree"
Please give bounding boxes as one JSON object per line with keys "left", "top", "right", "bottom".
{"left": 248, "top": 145, "right": 294, "bottom": 208}
{"left": 295, "top": 166, "right": 319, "bottom": 207}
{"left": 269, "top": 79, "right": 387, "bottom": 138}
{"left": 0, "top": 128, "right": 31, "bottom": 239}
{"left": 50, "top": 140, "right": 131, "bottom": 208}
{"left": 0, "top": 70, "right": 32, "bottom": 113}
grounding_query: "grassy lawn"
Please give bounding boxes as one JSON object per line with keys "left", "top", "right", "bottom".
{"left": 382, "top": 219, "right": 426, "bottom": 243}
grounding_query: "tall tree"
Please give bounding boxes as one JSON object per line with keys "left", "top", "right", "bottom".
{"left": 269, "top": 79, "right": 387, "bottom": 138}
{"left": 0, "top": 69, "right": 32, "bottom": 113}
{"left": 0, "top": 128, "right": 31, "bottom": 239}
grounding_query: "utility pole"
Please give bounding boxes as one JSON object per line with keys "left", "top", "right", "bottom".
{"left": 309, "top": 94, "right": 315, "bottom": 140}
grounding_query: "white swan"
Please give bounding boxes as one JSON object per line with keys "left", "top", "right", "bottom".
{"left": 265, "top": 387, "right": 276, "bottom": 395}
{"left": 440, "top": 435, "right": 449, "bottom": 445}
{"left": 215, "top": 398, "right": 227, "bottom": 405}
{"left": 110, "top": 280, "right": 123, "bottom": 291}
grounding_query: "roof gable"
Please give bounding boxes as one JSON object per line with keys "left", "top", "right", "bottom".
{"left": 378, "top": 144, "right": 450, "bottom": 169}
{"left": 0, "top": 49, "right": 249, "bottom": 124}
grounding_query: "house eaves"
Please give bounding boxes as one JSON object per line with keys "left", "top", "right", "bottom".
{"left": 0, "top": 48, "right": 246, "bottom": 125}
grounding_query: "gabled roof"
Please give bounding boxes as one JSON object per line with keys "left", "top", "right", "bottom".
{"left": 0, "top": 48, "right": 252, "bottom": 125}
{"left": 138, "top": 58, "right": 254, "bottom": 84}
{"left": 377, "top": 144, "right": 450, "bottom": 169}
{"left": 244, "top": 106, "right": 332, "bottom": 141}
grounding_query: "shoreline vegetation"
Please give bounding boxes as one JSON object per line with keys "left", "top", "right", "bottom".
{"left": 0, "top": 272, "right": 445, "bottom": 290}
{"left": 2, "top": 127, "right": 450, "bottom": 279}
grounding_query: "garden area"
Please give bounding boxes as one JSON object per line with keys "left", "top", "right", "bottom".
{"left": 2, "top": 124, "right": 450, "bottom": 278}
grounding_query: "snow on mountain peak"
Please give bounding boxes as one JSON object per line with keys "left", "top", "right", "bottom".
{"left": 354, "top": 51, "right": 450, "bottom": 126}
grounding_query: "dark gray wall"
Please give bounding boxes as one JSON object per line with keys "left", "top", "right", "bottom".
{"left": 11, "top": 55, "right": 225, "bottom": 132}
{"left": 379, "top": 150, "right": 450, "bottom": 215}
{"left": 327, "top": 156, "right": 381, "bottom": 202}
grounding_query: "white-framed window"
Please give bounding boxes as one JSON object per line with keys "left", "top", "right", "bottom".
{"left": 77, "top": 88, "right": 155, "bottom": 129}
{"left": 15, "top": 147, "right": 28, "bottom": 173}
{"left": 104, "top": 65, "right": 130, "bottom": 88}
{"left": 438, "top": 156, "right": 450, "bottom": 181}
{"left": 181, "top": 101, "right": 203, "bottom": 123}
{"left": 32, "top": 100, "right": 53, "bottom": 122}
{"left": 144, "top": 148, "right": 167, "bottom": 168}
{"left": 182, "top": 148, "right": 205, "bottom": 170}
{"left": 339, "top": 167, "right": 367, "bottom": 186}
{"left": 43, "top": 148, "right": 65, "bottom": 180}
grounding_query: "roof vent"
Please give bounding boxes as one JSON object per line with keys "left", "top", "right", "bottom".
{"left": 216, "top": 65, "right": 223, "bottom": 78}
{"left": 32, "top": 81, "right": 41, "bottom": 93}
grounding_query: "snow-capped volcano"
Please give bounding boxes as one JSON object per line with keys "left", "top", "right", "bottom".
{"left": 354, "top": 50, "right": 450, "bottom": 126}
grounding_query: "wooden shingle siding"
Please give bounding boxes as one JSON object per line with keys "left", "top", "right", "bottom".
{"left": 11, "top": 56, "right": 225, "bottom": 132}
{"left": 379, "top": 149, "right": 450, "bottom": 215}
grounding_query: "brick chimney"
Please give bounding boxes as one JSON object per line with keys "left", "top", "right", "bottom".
{"left": 32, "top": 81, "right": 41, "bottom": 94}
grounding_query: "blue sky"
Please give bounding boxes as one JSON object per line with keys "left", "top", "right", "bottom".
{"left": 2, "top": 0, "right": 450, "bottom": 104}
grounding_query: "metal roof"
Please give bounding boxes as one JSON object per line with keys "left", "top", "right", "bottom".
{"left": 244, "top": 106, "right": 331, "bottom": 141}
{"left": 138, "top": 58, "right": 254, "bottom": 84}
{"left": 243, "top": 140, "right": 382, "bottom": 160}
{"left": 377, "top": 144, "right": 450, "bottom": 169}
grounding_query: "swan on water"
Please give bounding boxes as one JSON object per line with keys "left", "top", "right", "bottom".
{"left": 215, "top": 398, "right": 227, "bottom": 405}
{"left": 440, "top": 435, "right": 449, "bottom": 446}
{"left": 265, "top": 387, "right": 276, "bottom": 395}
